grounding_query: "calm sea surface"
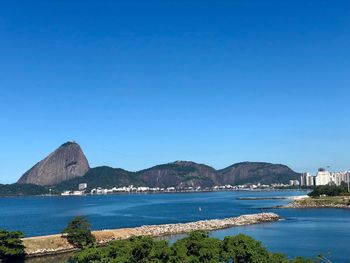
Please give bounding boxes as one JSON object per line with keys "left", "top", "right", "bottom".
{"left": 1, "top": 190, "right": 350, "bottom": 262}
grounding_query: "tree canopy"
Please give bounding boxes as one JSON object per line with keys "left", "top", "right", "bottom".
{"left": 308, "top": 182, "right": 350, "bottom": 197}
{"left": 62, "top": 216, "right": 96, "bottom": 249}
{"left": 0, "top": 229, "right": 25, "bottom": 262}
{"left": 69, "top": 231, "right": 314, "bottom": 263}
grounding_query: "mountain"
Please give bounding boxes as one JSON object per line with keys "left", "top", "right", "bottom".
{"left": 219, "top": 162, "right": 300, "bottom": 185}
{"left": 138, "top": 161, "right": 220, "bottom": 188}
{"left": 17, "top": 142, "right": 90, "bottom": 186}
{"left": 52, "top": 161, "right": 301, "bottom": 190}
{"left": 138, "top": 161, "right": 299, "bottom": 187}
{"left": 15, "top": 141, "right": 301, "bottom": 190}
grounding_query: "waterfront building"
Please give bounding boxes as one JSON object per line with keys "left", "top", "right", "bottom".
{"left": 79, "top": 183, "right": 87, "bottom": 191}
{"left": 330, "top": 171, "right": 349, "bottom": 186}
{"left": 315, "top": 168, "right": 350, "bottom": 186}
{"left": 307, "top": 175, "right": 315, "bottom": 186}
{"left": 289, "top": 180, "right": 300, "bottom": 186}
{"left": 300, "top": 172, "right": 315, "bottom": 187}
{"left": 315, "top": 168, "right": 332, "bottom": 186}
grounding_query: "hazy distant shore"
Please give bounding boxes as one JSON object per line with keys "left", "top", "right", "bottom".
{"left": 23, "top": 212, "right": 279, "bottom": 258}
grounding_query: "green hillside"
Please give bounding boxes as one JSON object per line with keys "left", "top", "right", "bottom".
{"left": 54, "top": 166, "right": 144, "bottom": 191}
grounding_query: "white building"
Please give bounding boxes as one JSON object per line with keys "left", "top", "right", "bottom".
{"left": 289, "top": 180, "right": 300, "bottom": 186}
{"left": 315, "top": 169, "right": 350, "bottom": 186}
{"left": 331, "top": 171, "right": 349, "bottom": 186}
{"left": 300, "top": 172, "right": 315, "bottom": 187}
{"left": 307, "top": 175, "right": 315, "bottom": 186}
{"left": 79, "top": 183, "right": 87, "bottom": 191}
{"left": 315, "top": 168, "right": 331, "bottom": 186}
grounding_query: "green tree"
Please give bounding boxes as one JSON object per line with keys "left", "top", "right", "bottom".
{"left": 62, "top": 216, "right": 96, "bottom": 248}
{"left": 0, "top": 229, "right": 25, "bottom": 262}
{"left": 129, "top": 236, "right": 154, "bottom": 263}
{"left": 169, "top": 231, "right": 223, "bottom": 263}
{"left": 268, "top": 252, "right": 289, "bottom": 263}
{"left": 222, "top": 234, "right": 270, "bottom": 263}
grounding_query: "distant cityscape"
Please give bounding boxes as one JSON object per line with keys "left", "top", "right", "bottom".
{"left": 61, "top": 183, "right": 287, "bottom": 196}
{"left": 60, "top": 168, "right": 350, "bottom": 196}
{"left": 300, "top": 168, "right": 350, "bottom": 187}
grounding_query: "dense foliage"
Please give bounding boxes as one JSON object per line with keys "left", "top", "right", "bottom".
{"left": 0, "top": 229, "right": 25, "bottom": 262}
{"left": 69, "top": 231, "right": 314, "bottom": 263}
{"left": 62, "top": 216, "right": 96, "bottom": 248}
{"left": 0, "top": 183, "right": 50, "bottom": 196}
{"left": 308, "top": 182, "right": 350, "bottom": 197}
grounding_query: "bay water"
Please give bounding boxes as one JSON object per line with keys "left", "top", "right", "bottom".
{"left": 1, "top": 190, "right": 349, "bottom": 262}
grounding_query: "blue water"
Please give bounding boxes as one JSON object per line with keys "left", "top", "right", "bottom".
{"left": 1, "top": 190, "right": 350, "bottom": 262}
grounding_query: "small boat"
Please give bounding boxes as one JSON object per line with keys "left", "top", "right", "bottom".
{"left": 198, "top": 207, "right": 202, "bottom": 212}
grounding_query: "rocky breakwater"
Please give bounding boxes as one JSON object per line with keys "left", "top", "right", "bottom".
{"left": 23, "top": 212, "right": 279, "bottom": 257}
{"left": 132, "top": 212, "right": 279, "bottom": 237}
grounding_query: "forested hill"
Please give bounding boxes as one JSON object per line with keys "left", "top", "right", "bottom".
{"left": 53, "top": 161, "right": 300, "bottom": 191}
{"left": 0, "top": 183, "right": 50, "bottom": 196}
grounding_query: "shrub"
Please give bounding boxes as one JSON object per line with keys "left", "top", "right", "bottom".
{"left": 0, "top": 229, "right": 25, "bottom": 262}
{"left": 62, "top": 216, "right": 95, "bottom": 248}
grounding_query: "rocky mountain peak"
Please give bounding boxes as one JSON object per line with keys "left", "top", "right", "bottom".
{"left": 17, "top": 141, "right": 90, "bottom": 186}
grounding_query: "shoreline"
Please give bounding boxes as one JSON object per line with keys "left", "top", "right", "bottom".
{"left": 0, "top": 188, "right": 309, "bottom": 198}
{"left": 23, "top": 212, "right": 279, "bottom": 258}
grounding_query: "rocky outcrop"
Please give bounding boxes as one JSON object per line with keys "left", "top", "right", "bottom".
{"left": 17, "top": 142, "right": 89, "bottom": 186}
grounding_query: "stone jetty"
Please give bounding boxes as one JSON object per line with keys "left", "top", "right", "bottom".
{"left": 23, "top": 212, "right": 279, "bottom": 257}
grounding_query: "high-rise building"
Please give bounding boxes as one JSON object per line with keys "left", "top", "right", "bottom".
{"left": 300, "top": 172, "right": 315, "bottom": 187}
{"left": 315, "top": 169, "right": 350, "bottom": 186}
{"left": 330, "top": 171, "right": 349, "bottom": 186}
{"left": 315, "top": 168, "right": 331, "bottom": 186}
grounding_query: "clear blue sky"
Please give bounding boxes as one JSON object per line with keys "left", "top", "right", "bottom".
{"left": 0, "top": 0, "right": 349, "bottom": 183}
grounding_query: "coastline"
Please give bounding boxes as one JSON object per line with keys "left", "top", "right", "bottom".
{"left": 23, "top": 212, "right": 279, "bottom": 258}
{"left": 0, "top": 188, "right": 309, "bottom": 198}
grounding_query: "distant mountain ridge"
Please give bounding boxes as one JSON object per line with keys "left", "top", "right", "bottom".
{"left": 17, "top": 142, "right": 301, "bottom": 189}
